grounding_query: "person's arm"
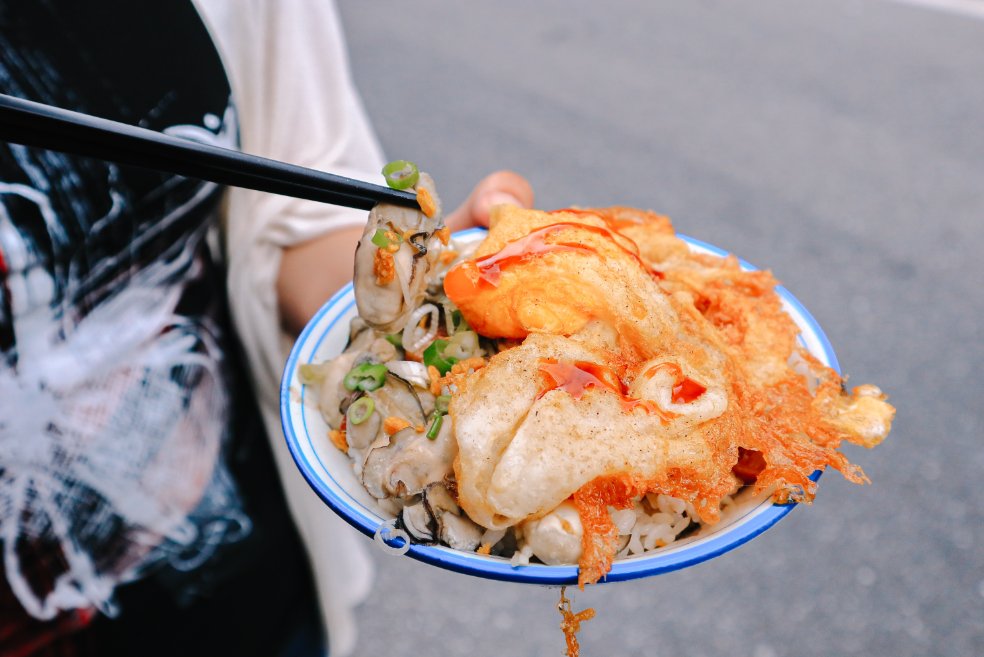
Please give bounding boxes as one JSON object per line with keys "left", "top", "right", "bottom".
{"left": 276, "top": 170, "right": 534, "bottom": 335}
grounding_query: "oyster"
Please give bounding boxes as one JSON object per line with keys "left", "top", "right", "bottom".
{"left": 353, "top": 173, "right": 446, "bottom": 333}
{"left": 360, "top": 401, "right": 453, "bottom": 500}
{"left": 399, "top": 482, "right": 483, "bottom": 552}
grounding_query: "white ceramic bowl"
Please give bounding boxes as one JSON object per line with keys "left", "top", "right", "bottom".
{"left": 280, "top": 228, "right": 834, "bottom": 585}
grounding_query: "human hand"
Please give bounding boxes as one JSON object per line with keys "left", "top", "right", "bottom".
{"left": 444, "top": 170, "right": 534, "bottom": 233}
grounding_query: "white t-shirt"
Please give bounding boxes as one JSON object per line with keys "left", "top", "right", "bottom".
{"left": 195, "top": 3, "right": 384, "bottom": 655}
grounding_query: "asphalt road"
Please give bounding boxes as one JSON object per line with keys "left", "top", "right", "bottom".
{"left": 332, "top": 1, "right": 984, "bottom": 655}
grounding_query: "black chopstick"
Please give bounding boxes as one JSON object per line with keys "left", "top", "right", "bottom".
{"left": 0, "top": 94, "right": 420, "bottom": 212}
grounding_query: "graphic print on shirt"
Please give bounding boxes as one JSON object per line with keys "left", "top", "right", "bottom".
{"left": 0, "top": 1, "right": 250, "bottom": 620}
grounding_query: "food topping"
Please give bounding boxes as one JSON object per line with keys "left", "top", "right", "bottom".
{"left": 444, "top": 223, "right": 594, "bottom": 293}
{"left": 329, "top": 428, "right": 348, "bottom": 454}
{"left": 443, "top": 330, "right": 480, "bottom": 360}
{"left": 537, "top": 359, "right": 676, "bottom": 420}
{"left": 425, "top": 413, "right": 444, "bottom": 440}
{"left": 644, "top": 363, "right": 707, "bottom": 404}
{"left": 371, "top": 228, "right": 402, "bottom": 250}
{"left": 347, "top": 397, "right": 376, "bottom": 425}
{"left": 434, "top": 394, "right": 452, "bottom": 414}
{"left": 732, "top": 447, "right": 767, "bottom": 484}
{"left": 417, "top": 187, "right": 437, "bottom": 218}
{"left": 423, "top": 339, "right": 458, "bottom": 375}
{"left": 402, "top": 303, "right": 440, "bottom": 355}
{"left": 447, "top": 357, "right": 486, "bottom": 376}
{"left": 538, "top": 360, "right": 621, "bottom": 401}
{"left": 383, "top": 416, "right": 412, "bottom": 436}
{"left": 343, "top": 363, "right": 388, "bottom": 392}
{"left": 373, "top": 248, "right": 395, "bottom": 285}
{"left": 558, "top": 587, "right": 595, "bottom": 657}
{"left": 381, "top": 159, "right": 420, "bottom": 190}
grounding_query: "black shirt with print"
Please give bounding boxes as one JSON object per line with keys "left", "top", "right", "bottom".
{"left": 0, "top": 2, "right": 320, "bottom": 655}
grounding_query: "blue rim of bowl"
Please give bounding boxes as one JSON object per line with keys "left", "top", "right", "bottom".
{"left": 281, "top": 228, "right": 836, "bottom": 585}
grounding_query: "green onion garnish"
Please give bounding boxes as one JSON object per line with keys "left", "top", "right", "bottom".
{"left": 423, "top": 339, "right": 458, "bottom": 375}
{"left": 434, "top": 394, "right": 451, "bottom": 415}
{"left": 347, "top": 396, "right": 376, "bottom": 425}
{"left": 381, "top": 160, "right": 420, "bottom": 190}
{"left": 343, "top": 363, "right": 388, "bottom": 392}
{"left": 443, "top": 330, "right": 478, "bottom": 360}
{"left": 371, "top": 228, "right": 403, "bottom": 249}
{"left": 371, "top": 229, "right": 391, "bottom": 248}
{"left": 426, "top": 413, "right": 444, "bottom": 440}
{"left": 385, "top": 333, "right": 403, "bottom": 348}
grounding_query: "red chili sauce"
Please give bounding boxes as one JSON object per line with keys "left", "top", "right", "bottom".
{"left": 537, "top": 359, "right": 694, "bottom": 422}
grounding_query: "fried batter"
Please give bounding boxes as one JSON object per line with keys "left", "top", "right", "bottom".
{"left": 444, "top": 205, "right": 895, "bottom": 585}
{"left": 558, "top": 586, "right": 595, "bottom": 657}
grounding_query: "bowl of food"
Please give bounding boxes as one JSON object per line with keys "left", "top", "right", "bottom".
{"left": 280, "top": 175, "right": 894, "bottom": 587}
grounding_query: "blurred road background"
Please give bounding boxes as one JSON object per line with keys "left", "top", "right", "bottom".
{"left": 332, "top": 1, "right": 984, "bottom": 655}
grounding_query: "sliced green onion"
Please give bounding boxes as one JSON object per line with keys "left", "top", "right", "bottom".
{"left": 371, "top": 229, "right": 391, "bottom": 248}
{"left": 451, "top": 309, "right": 466, "bottom": 330}
{"left": 385, "top": 333, "right": 403, "bottom": 348}
{"left": 343, "top": 363, "right": 388, "bottom": 392}
{"left": 371, "top": 228, "right": 404, "bottom": 249}
{"left": 444, "top": 331, "right": 479, "bottom": 360}
{"left": 434, "top": 394, "right": 452, "bottom": 414}
{"left": 382, "top": 160, "right": 420, "bottom": 190}
{"left": 426, "top": 413, "right": 444, "bottom": 440}
{"left": 347, "top": 396, "right": 376, "bottom": 425}
{"left": 423, "top": 339, "right": 457, "bottom": 375}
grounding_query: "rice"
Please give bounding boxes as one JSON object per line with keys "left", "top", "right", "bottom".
{"left": 620, "top": 492, "right": 744, "bottom": 558}
{"left": 511, "top": 543, "right": 535, "bottom": 567}
{"left": 508, "top": 491, "right": 737, "bottom": 564}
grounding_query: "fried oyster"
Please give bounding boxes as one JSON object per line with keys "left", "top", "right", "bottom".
{"left": 445, "top": 206, "right": 894, "bottom": 586}
{"left": 312, "top": 195, "right": 894, "bottom": 589}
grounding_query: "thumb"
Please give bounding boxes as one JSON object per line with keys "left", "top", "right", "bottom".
{"left": 446, "top": 170, "right": 534, "bottom": 232}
